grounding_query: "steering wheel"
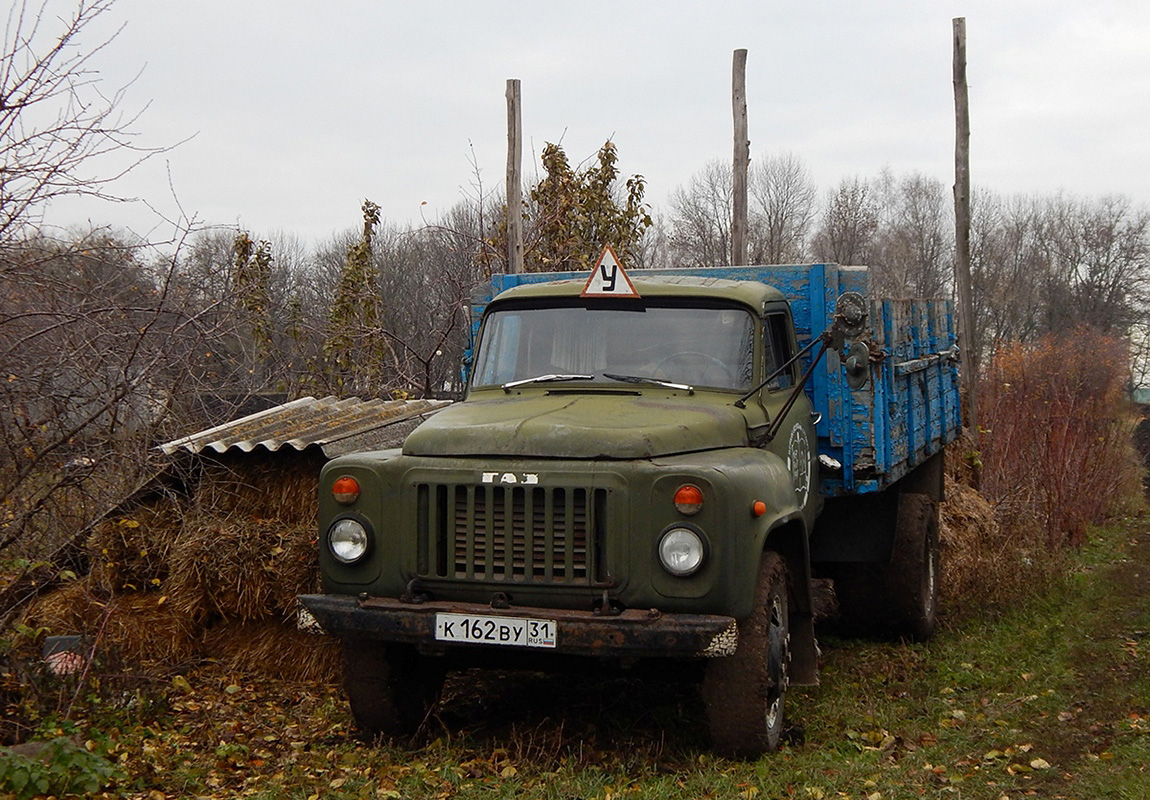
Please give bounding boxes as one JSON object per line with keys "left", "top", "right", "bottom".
{"left": 654, "top": 351, "right": 735, "bottom": 386}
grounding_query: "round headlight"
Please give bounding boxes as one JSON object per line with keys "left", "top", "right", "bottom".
{"left": 658, "top": 527, "right": 705, "bottom": 576}
{"left": 328, "top": 518, "right": 370, "bottom": 563}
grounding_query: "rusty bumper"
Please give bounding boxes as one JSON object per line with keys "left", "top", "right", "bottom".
{"left": 297, "top": 594, "right": 738, "bottom": 658}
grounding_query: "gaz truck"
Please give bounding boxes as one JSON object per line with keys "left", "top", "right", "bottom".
{"left": 299, "top": 254, "right": 961, "bottom": 757}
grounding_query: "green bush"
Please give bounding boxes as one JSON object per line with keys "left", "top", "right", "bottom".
{"left": 0, "top": 737, "right": 121, "bottom": 799}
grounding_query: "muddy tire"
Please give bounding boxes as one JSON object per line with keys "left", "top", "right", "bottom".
{"left": 826, "top": 492, "right": 940, "bottom": 641}
{"left": 342, "top": 640, "right": 445, "bottom": 738}
{"left": 885, "top": 492, "right": 940, "bottom": 641}
{"left": 702, "top": 552, "right": 791, "bottom": 758}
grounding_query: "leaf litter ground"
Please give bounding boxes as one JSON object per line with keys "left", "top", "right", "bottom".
{"left": 12, "top": 513, "right": 1150, "bottom": 799}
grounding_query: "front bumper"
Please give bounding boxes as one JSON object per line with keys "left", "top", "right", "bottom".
{"left": 298, "top": 594, "right": 738, "bottom": 658}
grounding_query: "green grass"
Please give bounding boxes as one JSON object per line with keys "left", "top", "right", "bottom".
{"left": 9, "top": 513, "right": 1149, "bottom": 799}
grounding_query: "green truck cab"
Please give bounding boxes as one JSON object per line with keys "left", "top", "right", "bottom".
{"left": 299, "top": 261, "right": 960, "bottom": 757}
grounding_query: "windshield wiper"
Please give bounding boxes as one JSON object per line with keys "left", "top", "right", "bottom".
{"left": 602, "top": 373, "right": 694, "bottom": 393}
{"left": 501, "top": 373, "right": 594, "bottom": 392}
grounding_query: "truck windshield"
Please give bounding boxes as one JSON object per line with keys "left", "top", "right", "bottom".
{"left": 472, "top": 305, "right": 756, "bottom": 391}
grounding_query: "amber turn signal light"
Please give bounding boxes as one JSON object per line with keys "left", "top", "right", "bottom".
{"left": 332, "top": 475, "right": 360, "bottom": 505}
{"left": 673, "top": 484, "right": 703, "bottom": 515}
{"left": 752, "top": 500, "right": 767, "bottom": 517}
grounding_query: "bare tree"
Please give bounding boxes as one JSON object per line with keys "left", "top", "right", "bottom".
{"left": 811, "top": 176, "right": 880, "bottom": 265}
{"left": 631, "top": 212, "right": 671, "bottom": 269}
{"left": 667, "top": 154, "right": 815, "bottom": 267}
{"left": 871, "top": 170, "right": 953, "bottom": 298}
{"left": 1039, "top": 193, "right": 1149, "bottom": 334}
{"left": 0, "top": 0, "right": 159, "bottom": 247}
{"left": 377, "top": 212, "right": 480, "bottom": 398}
{"left": 666, "top": 159, "right": 734, "bottom": 267}
{"left": 1132, "top": 324, "right": 1150, "bottom": 390}
{"left": 0, "top": 231, "right": 238, "bottom": 625}
{"left": 969, "top": 191, "right": 1051, "bottom": 359}
{"left": 748, "top": 152, "right": 816, "bottom": 264}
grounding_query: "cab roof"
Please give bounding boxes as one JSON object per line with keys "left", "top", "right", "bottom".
{"left": 488, "top": 274, "right": 788, "bottom": 316}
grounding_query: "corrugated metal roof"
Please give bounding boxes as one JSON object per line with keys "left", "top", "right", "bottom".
{"left": 159, "top": 395, "right": 451, "bottom": 458}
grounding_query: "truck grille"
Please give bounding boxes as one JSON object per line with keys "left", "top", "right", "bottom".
{"left": 416, "top": 484, "right": 606, "bottom": 585}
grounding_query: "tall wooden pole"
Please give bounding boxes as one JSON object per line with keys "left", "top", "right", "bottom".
{"left": 732, "top": 49, "right": 749, "bottom": 266}
{"left": 506, "top": 78, "right": 524, "bottom": 275}
{"left": 952, "top": 18, "right": 978, "bottom": 441}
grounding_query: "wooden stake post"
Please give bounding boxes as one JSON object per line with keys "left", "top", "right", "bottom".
{"left": 506, "top": 78, "right": 524, "bottom": 275}
{"left": 732, "top": 49, "right": 749, "bottom": 266}
{"left": 952, "top": 18, "right": 978, "bottom": 440}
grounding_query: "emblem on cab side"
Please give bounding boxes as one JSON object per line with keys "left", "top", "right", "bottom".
{"left": 786, "top": 425, "right": 812, "bottom": 509}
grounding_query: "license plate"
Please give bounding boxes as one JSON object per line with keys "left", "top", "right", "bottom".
{"left": 434, "top": 613, "right": 556, "bottom": 649}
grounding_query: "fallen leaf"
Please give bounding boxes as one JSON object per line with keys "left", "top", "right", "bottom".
{"left": 1030, "top": 758, "right": 1051, "bottom": 769}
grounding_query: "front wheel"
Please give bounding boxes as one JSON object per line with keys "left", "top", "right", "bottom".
{"left": 702, "top": 552, "right": 792, "bottom": 757}
{"left": 342, "top": 640, "right": 445, "bottom": 738}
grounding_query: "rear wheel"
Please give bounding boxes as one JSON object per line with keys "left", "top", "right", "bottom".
{"left": 702, "top": 552, "right": 791, "bottom": 757}
{"left": 342, "top": 640, "right": 445, "bottom": 738}
{"left": 829, "top": 491, "right": 940, "bottom": 641}
{"left": 886, "top": 492, "right": 940, "bottom": 641}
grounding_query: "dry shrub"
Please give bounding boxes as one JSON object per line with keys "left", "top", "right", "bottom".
{"left": 87, "top": 503, "right": 183, "bottom": 595}
{"left": 201, "top": 620, "right": 341, "bottom": 683}
{"left": 165, "top": 518, "right": 318, "bottom": 624}
{"left": 979, "top": 327, "right": 1143, "bottom": 548}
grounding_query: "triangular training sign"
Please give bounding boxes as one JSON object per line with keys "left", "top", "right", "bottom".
{"left": 581, "top": 245, "right": 640, "bottom": 298}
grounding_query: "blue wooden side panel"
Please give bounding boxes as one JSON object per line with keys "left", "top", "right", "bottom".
{"left": 471, "top": 264, "right": 961, "bottom": 497}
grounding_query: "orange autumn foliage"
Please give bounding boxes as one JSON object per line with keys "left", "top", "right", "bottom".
{"left": 978, "top": 327, "right": 1142, "bottom": 548}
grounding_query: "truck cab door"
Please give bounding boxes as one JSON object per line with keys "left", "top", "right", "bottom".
{"left": 760, "top": 312, "right": 819, "bottom": 524}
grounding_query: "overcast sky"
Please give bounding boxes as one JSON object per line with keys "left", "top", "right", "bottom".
{"left": 42, "top": 0, "right": 1150, "bottom": 246}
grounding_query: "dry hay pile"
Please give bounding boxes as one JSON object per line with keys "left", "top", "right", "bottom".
{"left": 192, "top": 454, "right": 319, "bottom": 526}
{"left": 201, "top": 621, "right": 341, "bottom": 683}
{"left": 165, "top": 517, "right": 318, "bottom": 624}
{"left": 19, "top": 449, "right": 338, "bottom": 683}
{"left": 87, "top": 504, "right": 183, "bottom": 594}
{"left": 938, "top": 430, "right": 1062, "bottom": 614}
{"left": 21, "top": 582, "right": 200, "bottom": 667}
